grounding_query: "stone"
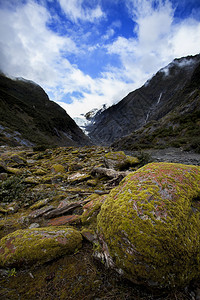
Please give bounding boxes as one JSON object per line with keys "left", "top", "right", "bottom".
{"left": 6, "top": 167, "right": 22, "bottom": 175}
{"left": 57, "top": 199, "right": 69, "bottom": 209}
{"left": 81, "top": 194, "right": 107, "bottom": 226}
{"left": 28, "top": 205, "right": 55, "bottom": 219}
{"left": 47, "top": 215, "right": 80, "bottom": 226}
{"left": 29, "top": 223, "right": 40, "bottom": 229}
{"left": 10, "top": 154, "right": 27, "bottom": 166}
{"left": 33, "top": 168, "right": 46, "bottom": 175}
{"left": 104, "top": 151, "right": 139, "bottom": 170}
{"left": 30, "top": 198, "right": 49, "bottom": 210}
{"left": 44, "top": 200, "right": 89, "bottom": 219}
{"left": 97, "top": 162, "right": 200, "bottom": 289}
{"left": 68, "top": 172, "right": 91, "bottom": 184}
{"left": 24, "top": 176, "right": 40, "bottom": 184}
{"left": 51, "top": 164, "right": 65, "bottom": 174}
{"left": 81, "top": 230, "right": 97, "bottom": 243}
{"left": 0, "top": 206, "right": 8, "bottom": 214}
{"left": 0, "top": 227, "right": 82, "bottom": 267}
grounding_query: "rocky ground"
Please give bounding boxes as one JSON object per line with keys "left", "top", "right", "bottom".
{"left": 143, "top": 147, "right": 200, "bottom": 165}
{"left": 0, "top": 145, "right": 200, "bottom": 299}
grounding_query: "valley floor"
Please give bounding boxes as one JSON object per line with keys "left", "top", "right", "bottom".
{"left": 0, "top": 145, "right": 200, "bottom": 299}
{"left": 141, "top": 147, "right": 200, "bottom": 166}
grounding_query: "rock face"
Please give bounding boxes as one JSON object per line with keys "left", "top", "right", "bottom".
{"left": 97, "top": 162, "right": 200, "bottom": 288}
{"left": 86, "top": 54, "right": 200, "bottom": 148}
{"left": 0, "top": 74, "right": 90, "bottom": 147}
{"left": 0, "top": 227, "right": 82, "bottom": 267}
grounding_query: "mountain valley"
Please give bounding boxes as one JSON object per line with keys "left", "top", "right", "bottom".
{"left": 0, "top": 54, "right": 200, "bottom": 300}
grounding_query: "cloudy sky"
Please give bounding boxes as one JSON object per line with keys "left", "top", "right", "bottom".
{"left": 0, "top": 0, "right": 200, "bottom": 118}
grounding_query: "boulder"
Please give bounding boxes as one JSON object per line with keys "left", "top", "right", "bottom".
{"left": 0, "top": 227, "right": 82, "bottom": 267}
{"left": 97, "top": 162, "right": 200, "bottom": 288}
{"left": 104, "top": 151, "right": 139, "bottom": 170}
{"left": 51, "top": 164, "right": 65, "bottom": 174}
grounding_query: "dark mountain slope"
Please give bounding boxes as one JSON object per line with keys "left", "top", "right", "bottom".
{"left": 112, "top": 61, "right": 200, "bottom": 153}
{"left": 0, "top": 74, "right": 90, "bottom": 147}
{"left": 86, "top": 54, "right": 200, "bottom": 146}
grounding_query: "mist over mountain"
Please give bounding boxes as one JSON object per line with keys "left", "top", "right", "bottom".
{"left": 0, "top": 73, "right": 90, "bottom": 147}
{"left": 85, "top": 54, "right": 200, "bottom": 152}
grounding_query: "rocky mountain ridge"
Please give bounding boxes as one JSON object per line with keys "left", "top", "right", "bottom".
{"left": 0, "top": 74, "right": 90, "bottom": 148}
{"left": 85, "top": 54, "right": 200, "bottom": 150}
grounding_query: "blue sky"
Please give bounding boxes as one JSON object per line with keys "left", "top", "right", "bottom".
{"left": 0, "top": 0, "right": 200, "bottom": 118}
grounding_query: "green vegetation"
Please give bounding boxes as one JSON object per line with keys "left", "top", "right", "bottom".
{"left": 0, "top": 176, "right": 26, "bottom": 204}
{"left": 97, "top": 163, "right": 200, "bottom": 288}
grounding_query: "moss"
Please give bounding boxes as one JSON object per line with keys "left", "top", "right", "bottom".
{"left": 105, "top": 151, "right": 127, "bottom": 161}
{"left": 105, "top": 151, "right": 139, "bottom": 170}
{"left": 51, "top": 164, "right": 65, "bottom": 174}
{"left": 0, "top": 226, "right": 82, "bottom": 267}
{"left": 33, "top": 168, "right": 47, "bottom": 175}
{"left": 0, "top": 175, "right": 26, "bottom": 204}
{"left": 30, "top": 199, "right": 49, "bottom": 210}
{"left": 6, "top": 167, "right": 22, "bottom": 175}
{"left": 81, "top": 194, "right": 107, "bottom": 227}
{"left": 97, "top": 162, "right": 200, "bottom": 289}
{"left": 87, "top": 179, "right": 98, "bottom": 187}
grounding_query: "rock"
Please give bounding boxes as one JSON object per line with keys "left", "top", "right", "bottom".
{"left": 10, "top": 154, "right": 27, "bottom": 166}
{"left": 29, "top": 223, "right": 40, "bottom": 229}
{"left": 57, "top": 199, "right": 69, "bottom": 209}
{"left": 87, "top": 179, "right": 97, "bottom": 187}
{"left": 0, "top": 206, "right": 8, "bottom": 214}
{"left": 47, "top": 215, "right": 80, "bottom": 226}
{"left": 68, "top": 172, "right": 91, "bottom": 184}
{"left": 30, "top": 198, "right": 49, "bottom": 210}
{"left": 33, "top": 168, "right": 47, "bottom": 175}
{"left": 0, "top": 227, "right": 82, "bottom": 267}
{"left": 97, "top": 162, "right": 200, "bottom": 289}
{"left": 81, "top": 194, "right": 107, "bottom": 226}
{"left": 7, "top": 202, "right": 19, "bottom": 214}
{"left": 104, "top": 151, "right": 139, "bottom": 170}
{"left": 28, "top": 205, "right": 55, "bottom": 219}
{"left": 51, "top": 164, "right": 65, "bottom": 174}
{"left": 24, "top": 176, "right": 40, "bottom": 184}
{"left": 81, "top": 229, "right": 97, "bottom": 243}
{"left": 6, "top": 167, "right": 22, "bottom": 175}
{"left": 44, "top": 200, "right": 90, "bottom": 219}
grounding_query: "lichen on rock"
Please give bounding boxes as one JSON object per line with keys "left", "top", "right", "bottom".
{"left": 97, "top": 162, "right": 200, "bottom": 288}
{"left": 104, "top": 151, "right": 139, "bottom": 170}
{"left": 0, "top": 226, "right": 82, "bottom": 267}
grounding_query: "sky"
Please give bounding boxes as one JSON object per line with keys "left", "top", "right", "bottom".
{"left": 0, "top": 0, "right": 200, "bottom": 119}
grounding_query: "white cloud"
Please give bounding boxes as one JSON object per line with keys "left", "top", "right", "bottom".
{"left": 106, "top": 0, "right": 200, "bottom": 88}
{"left": 58, "top": 0, "right": 104, "bottom": 23}
{"left": 102, "top": 28, "right": 115, "bottom": 40}
{"left": 170, "top": 19, "right": 200, "bottom": 57}
{"left": 0, "top": 0, "right": 136, "bottom": 118}
{"left": 0, "top": 0, "right": 200, "bottom": 120}
{"left": 0, "top": 1, "right": 78, "bottom": 86}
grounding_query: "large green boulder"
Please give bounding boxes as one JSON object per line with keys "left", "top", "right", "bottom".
{"left": 97, "top": 162, "right": 200, "bottom": 288}
{"left": 0, "top": 227, "right": 82, "bottom": 267}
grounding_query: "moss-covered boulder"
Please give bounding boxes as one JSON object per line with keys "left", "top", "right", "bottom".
{"left": 97, "top": 162, "right": 200, "bottom": 289}
{"left": 104, "top": 151, "right": 139, "bottom": 170}
{"left": 0, "top": 227, "right": 82, "bottom": 267}
{"left": 51, "top": 164, "right": 65, "bottom": 174}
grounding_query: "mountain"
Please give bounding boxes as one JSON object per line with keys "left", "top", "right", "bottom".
{"left": 74, "top": 104, "right": 107, "bottom": 133}
{"left": 85, "top": 54, "right": 200, "bottom": 152}
{"left": 0, "top": 74, "right": 90, "bottom": 147}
